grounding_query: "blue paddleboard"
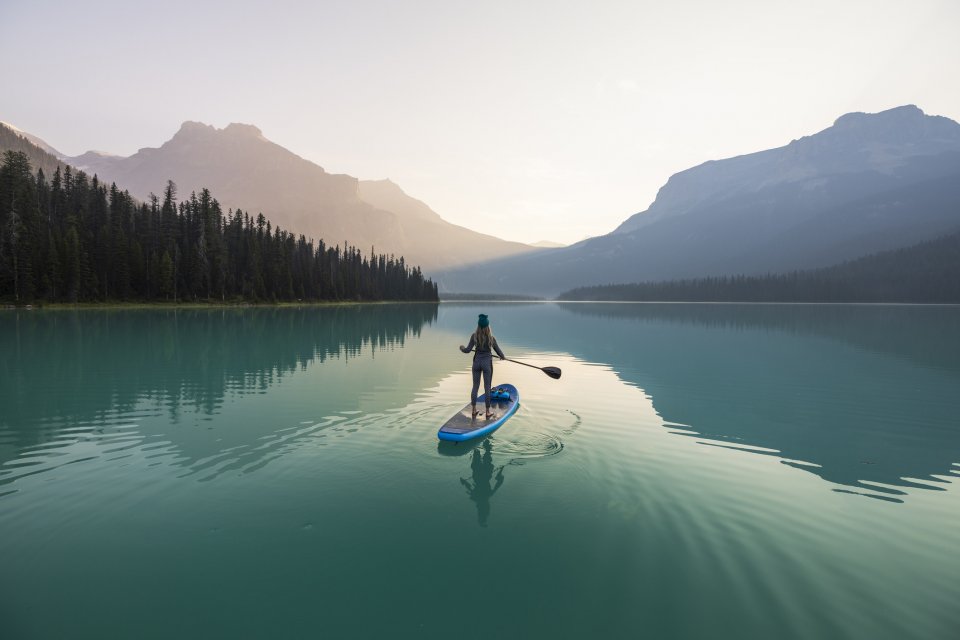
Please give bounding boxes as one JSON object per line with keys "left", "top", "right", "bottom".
{"left": 437, "top": 383, "right": 519, "bottom": 442}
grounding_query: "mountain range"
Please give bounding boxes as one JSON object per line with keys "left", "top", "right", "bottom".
{"left": 437, "top": 105, "right": 960, "bottom": 296}
{"left": 3, "top": 121, "right": 536, "bottom": 273}
{"left": 4, "top": 105, "right": 959, "bottom": 296}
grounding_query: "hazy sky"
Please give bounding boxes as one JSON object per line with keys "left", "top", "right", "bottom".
{"left": 2, "top": 0, "right": 958, "bottom": 244}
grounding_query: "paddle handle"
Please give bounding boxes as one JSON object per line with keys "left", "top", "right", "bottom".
{"left": 466, "top": 348, "right": 521, "bottom": 367}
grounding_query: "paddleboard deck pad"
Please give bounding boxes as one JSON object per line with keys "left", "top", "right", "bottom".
{"left": 438, "top": 383, "right": 519, "bottom": 442}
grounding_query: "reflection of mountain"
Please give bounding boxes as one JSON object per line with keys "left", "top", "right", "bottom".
{"left": 557, "top": 303, "right": 960, "bottom": 494}
{"left": 0, "top": 304, "right": 438, "bottom": 467}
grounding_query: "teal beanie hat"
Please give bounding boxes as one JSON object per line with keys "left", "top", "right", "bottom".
{"left": 477, "top": 314, "right": 489, "bottom": 328}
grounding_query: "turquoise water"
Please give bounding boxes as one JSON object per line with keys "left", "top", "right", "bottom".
{"left": 2, "top": 303, "right": 959, "bottom": 639}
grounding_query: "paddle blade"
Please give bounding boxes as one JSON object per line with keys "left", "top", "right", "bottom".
{"left": 542, "top": 366, "right": 562, "bottom": 380}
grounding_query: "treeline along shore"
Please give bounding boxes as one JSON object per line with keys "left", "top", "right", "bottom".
{"left": 557, "top": 228, "right": 960, "bottom": 303}
{"left": 0, "top": 151, "right": 438, "bottom": 305}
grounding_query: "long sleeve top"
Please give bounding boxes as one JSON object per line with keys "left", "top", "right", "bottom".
{"left": 461, "top": 334, "right": 505, "bottom": 362}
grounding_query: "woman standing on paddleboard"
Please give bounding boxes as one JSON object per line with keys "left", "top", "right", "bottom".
{"left": 460, "top": 314, "right": 505, "bottom": 420}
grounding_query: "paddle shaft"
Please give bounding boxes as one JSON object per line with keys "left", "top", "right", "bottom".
{"left": 504, "top": 357, "right": 542, "bottom": 371}
{"left": 469, "top": 349, "right": 561, "bottom": 379}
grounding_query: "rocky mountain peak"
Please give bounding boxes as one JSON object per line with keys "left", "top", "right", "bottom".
{"left": 174, "top": 121, "right": 216, "bottom": 138}
{"left": 615, "top": 105, "right": 960, "bottom": 235}
{"left": 223, "top": 122, "right": 265, "bottom": 138}
{"left": 832, "top": 104, "right": 925, "bottom": 128}
{"left": 822, "top": 104, "right": 960, "bottom": 147}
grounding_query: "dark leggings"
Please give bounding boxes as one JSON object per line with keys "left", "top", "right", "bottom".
{"left": 471, "top": 358, "right": 493, "bottom": 409}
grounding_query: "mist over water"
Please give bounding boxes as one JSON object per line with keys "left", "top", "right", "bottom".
{"left": 2, "top": 303, "right": 958, "bottom": 639}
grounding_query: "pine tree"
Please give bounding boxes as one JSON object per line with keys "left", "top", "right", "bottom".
{"left": 159, "top": 250, "right": 174, "bottom": 300}
{"left": 0, "top": 154, "right": 439, "bottom": 304}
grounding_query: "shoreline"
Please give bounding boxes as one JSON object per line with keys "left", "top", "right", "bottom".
{"left": 7, "top": 299, "right": 957, "bottom": 310}
{"left": 2, "top": 300, "right": 440, "bottom": 311}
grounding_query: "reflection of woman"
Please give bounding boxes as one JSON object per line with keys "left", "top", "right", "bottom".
{"left": 460, "top": 313, "right": 506, "bottom": 420}
{"left": 460, "top": 440, "right": 505, "bottom": 527}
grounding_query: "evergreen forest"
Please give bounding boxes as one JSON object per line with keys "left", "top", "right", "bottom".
{"left": 0, "top": 151, "right": 438, "bottom": 304}
{"left": 558, "top": 228, "right": 960, "bottom": 303}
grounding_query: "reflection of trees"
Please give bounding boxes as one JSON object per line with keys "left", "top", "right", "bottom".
{"left": 0, "top": 304, "right": 437, "bottom": 459}
{"left": 557, "top": 303, "right": 960, "bottom": 494}
{"left": 561, "top": 303, "right": 960, "bottom": 376}
{"left": 460, "top": 440, "right": 505, "bottom": 527}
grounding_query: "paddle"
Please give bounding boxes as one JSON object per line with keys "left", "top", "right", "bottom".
{"left": 468, "top": 349, "right": 561, "bottom": 379}
{"left": 503, "top": 357, "right": 562, "bottom": 380}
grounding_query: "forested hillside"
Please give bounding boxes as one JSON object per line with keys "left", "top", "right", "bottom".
{"left": 558, "top": 228, "right": 960, "bottom": 303}
{"left": 0, "top": 151, "right": 438, "bottom": 304}
{"left": 0, "top": 123, "right": 65, "bottom": 178}
{"left": 61, "top": 121, "right": 536, "bottom": 272}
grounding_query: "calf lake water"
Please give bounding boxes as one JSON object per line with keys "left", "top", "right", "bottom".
{"left": 2, "top": 303, "right": 959, "bottom": 639}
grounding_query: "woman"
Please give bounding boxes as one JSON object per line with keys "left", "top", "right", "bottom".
{"left": 460, "top": 313, "right": 506, "bottom": 419}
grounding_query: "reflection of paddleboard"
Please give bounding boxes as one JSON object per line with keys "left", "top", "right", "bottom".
{"left": 438, "top": 383, "right": 519, "bottom": 442}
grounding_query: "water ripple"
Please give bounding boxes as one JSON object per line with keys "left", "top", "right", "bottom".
{"left": 460, "top": 409, "right": 583, "bottom": 464}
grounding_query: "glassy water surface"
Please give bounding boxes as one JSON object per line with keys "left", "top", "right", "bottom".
{"left": 2, "top": 303, "right": 959, "bottom": 639}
